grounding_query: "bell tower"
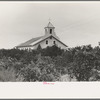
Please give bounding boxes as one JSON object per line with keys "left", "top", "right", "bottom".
{"left": 45, "top": 22, "right": 55, "bottom": 35}
{"left": 44, "top": 21, "right": 59, "bottom": 40}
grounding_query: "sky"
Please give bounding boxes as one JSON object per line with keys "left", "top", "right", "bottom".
{"left": 0, "top": 1, "right": 100, "bottom": 49}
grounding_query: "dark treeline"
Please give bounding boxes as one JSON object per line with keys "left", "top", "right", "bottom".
{"left": 0, "top": 45, "right": 100, "bottom": 82}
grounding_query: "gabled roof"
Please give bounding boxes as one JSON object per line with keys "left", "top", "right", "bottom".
{"left": 46, "top": 22, "right": 55, "bottom": 28}
{"left": 17, "top": 36, "right": 43, "bottom": 47}
{"left": 16, "top": 34, "right": 68, "bottom": 48}
{"left": 30, "top": 35, "right": 68, "bottom": 47}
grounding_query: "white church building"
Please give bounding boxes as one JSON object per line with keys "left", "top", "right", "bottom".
{"left": 15, "top": 22, "right": 68, "bottom": 50}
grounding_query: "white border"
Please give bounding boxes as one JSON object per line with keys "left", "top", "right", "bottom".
{"left": 0, "top": 82, "right": 100, "bottom": 98}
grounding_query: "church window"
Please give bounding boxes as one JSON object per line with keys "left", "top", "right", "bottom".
{"left": 53, "top": 41, "right": 56, "bottom": 44}
{"left": 46, "top": 40, "right": 48, "bottom": 44}
{"left": 50, "top": 29, "right": 52, "bottom": 34}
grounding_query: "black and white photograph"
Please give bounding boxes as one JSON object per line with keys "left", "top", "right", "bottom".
{"left": 0, "top": 1, "right": 100, "bottom": 82}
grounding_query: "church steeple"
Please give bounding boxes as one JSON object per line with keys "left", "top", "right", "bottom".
{"left": 44, "top": 21, "right": 60, "bottom": 40}
{"left": 45, "top": 22, "right": 55, "bottom": 35}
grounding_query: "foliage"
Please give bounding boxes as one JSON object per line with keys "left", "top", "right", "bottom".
{"left": 41, "top": 45, "right": 64, "bottom": 57}
{"left": 0, "top": 45, "right": 100, "bottom": 81}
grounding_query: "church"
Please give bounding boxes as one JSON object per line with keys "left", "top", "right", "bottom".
{"left": 15, "top": 22, "right": 68, "bottom": 50}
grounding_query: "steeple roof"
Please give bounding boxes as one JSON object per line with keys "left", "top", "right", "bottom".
{"left": 46, "top": 22, "right": 55, "bottom": 28}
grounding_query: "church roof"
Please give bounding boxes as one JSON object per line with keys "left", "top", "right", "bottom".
{"left": 46, "top": 22, "right": 55, "bottom": 28}
{"left": 16, "top": 35, "right": 67, "bottom": 48}
{"left": 17, "top": 36, "right": 43, "bottom": 47}
{"left": 32, "top": 35, "right": 68, "bottom": 47}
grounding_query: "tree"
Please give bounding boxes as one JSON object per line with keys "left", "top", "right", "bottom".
{"left": 41, "top": 45, "right": 64, "bottom": 57}
{"left": 72, "top": 50, "right": 95, "bottom": 81}
{"left": 20, "top": 63, "right": 41, "bottom": 82}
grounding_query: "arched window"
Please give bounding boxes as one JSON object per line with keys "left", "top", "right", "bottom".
{"left": 50, "top": 29, "right": 52, "bottom": 34}
{"left": 53, "top": 41, "right": 56, "bottom": 44}
{"left": 46, "top": 40, "right": 48, "bottom": 44}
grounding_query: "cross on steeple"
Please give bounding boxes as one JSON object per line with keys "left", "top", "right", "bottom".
{"left": 49, "top": 18, "right": 51, "bottom": 22}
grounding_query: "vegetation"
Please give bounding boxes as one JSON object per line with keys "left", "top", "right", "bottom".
{"left": 0, "top": 45, "right": 100, "bottom": 81}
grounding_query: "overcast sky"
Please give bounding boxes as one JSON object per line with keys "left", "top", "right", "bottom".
{"left": 0, "top": 1, "right": 100, "bottom": 49}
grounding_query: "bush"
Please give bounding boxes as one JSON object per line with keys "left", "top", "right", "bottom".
{"left": 0, "top": 44, "right": 100, "bottom": 81}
